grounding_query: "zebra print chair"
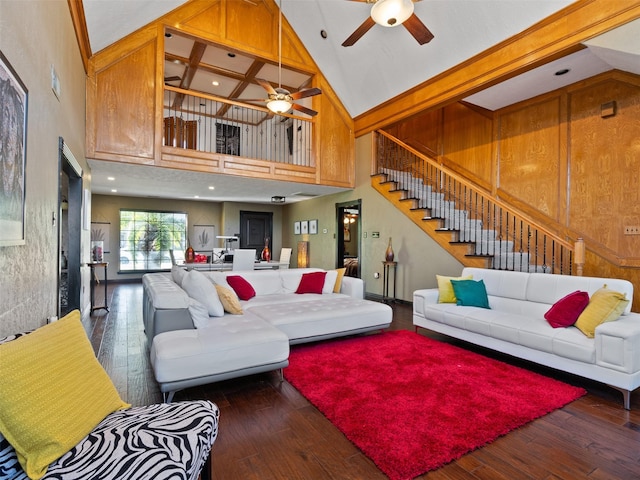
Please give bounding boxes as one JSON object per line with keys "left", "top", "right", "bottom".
{"left": 0, "top": 332, "right": 219, "bottom": 480}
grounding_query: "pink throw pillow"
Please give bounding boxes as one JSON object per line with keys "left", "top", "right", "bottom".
{"left": 544, "top": 290, "right": 590, "bottom": 328}
{"left": 296, "top": 272, "right": 327, "bottom": 294}
{"left": 226, "top": 275, "right": 256, "bottom": 300}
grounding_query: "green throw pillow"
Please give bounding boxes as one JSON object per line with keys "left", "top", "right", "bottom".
{"left": 450, "top": 279, "right": 491, "bottom": 309}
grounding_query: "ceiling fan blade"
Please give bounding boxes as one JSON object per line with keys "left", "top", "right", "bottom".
{"left": 232, "top": 98, "right": 267, "bottom": 102}
{"left": 403, "top": 13, "right": 434, "bottom": 45}
{"left": 342, "top": 16, "right": 376, "bottom": 47}
{"left": 291, "top": 103, "right": 318, "bottom": 117}
{"left": 255, "top": 78, "right": 277, "bottom": 95}
{"left": 290, "top": 87, "right": 322, "bottom": 100}
{"left": 164, "top": 76, "right": 181, "bottom": 82}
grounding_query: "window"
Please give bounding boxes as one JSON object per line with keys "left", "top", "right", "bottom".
{"left": 119, "top": 210, "right": 187, "bottom": 271}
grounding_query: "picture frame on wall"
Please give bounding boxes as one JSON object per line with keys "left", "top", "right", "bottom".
{"left": 294, "top": 221, "right": 301, "bottom": 235}
{"left": 309, "top": 219, "right": 318, "bottom": 235}
{"left": 0, "top": 50, "right": 28, "bottom": 246}
{"left": 193, "top": 225, "right": 215, "bottom": 250}
{"left": 301, "top": 220, "right": 309, "bottom": 235}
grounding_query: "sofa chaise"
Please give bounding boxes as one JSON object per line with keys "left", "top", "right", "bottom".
{"left": 143, "top": 267, "right": 392, "bottom": 401}
{"left": 413, "top": 267, "right": 640, "bottom": 409}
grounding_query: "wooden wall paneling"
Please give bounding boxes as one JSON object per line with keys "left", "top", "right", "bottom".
{"left": 92, "top": 39, "right": 158, "bottom": 162}
{"left": 442, "top": 103, "right": 493, "bottom": 190}
{"left": 496, "top": 96, "right": 562, "bottom": 221}
{"left": 568, "top": 75, "right": 640, "bottom": 259}
{"left": 386, "top": 109, "right": 441, "bottom": 158}
{"left": 316, "top": 77, "right": 355, "bottom": 188}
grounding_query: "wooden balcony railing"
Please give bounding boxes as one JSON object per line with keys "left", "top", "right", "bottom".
{"left": 375, "top": 131, "right": 576, "bottom": 274}
{"left": 163, "top": 86, "right": 314, "bottom": 167}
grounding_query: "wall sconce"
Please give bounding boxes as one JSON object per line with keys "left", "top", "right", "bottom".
{"left": 297, "top": 241, "right": 309, "bottom": 268}
{"left": 574, "top": 238, "right": 585, "bottom": 276}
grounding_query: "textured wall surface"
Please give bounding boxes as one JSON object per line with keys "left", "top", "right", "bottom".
{"left": 0, "top": 1, "right": 88, "bottom": 336}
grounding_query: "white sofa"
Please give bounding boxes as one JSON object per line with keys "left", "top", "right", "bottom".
{"left": 413, "top": 267, "right": 640, "bottom": 409}
{"left": 143, "top": 268, "right": 392, "bottom": 401}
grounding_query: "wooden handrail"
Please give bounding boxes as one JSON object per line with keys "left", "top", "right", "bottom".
{"left": 377, "top": 130, "right": 574, "bottom": 251}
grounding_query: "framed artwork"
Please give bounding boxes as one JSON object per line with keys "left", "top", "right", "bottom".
{"left": 215, "top": 123, "right": 240, "bottom": 156}
{"left": 193, "top": 225, "right": 215, "bottom": 250}
{"left": 0, "top": 50, "right": 28, "bottom": 246}
{"left": 301, "top": 220, "right": 309, "bottom": 235}
{"left": 294, "top": 221, "right": 301, "bottom": 235}
{"left": 309, "top": 219, "right": 318, "bottom": 235}
{"left": 91, "top": 222, "right": 111, "bottom": 253}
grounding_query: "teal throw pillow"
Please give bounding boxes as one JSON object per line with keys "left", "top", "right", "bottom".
{"left": 450, "top": 279, "right": 490, "bottom": 309}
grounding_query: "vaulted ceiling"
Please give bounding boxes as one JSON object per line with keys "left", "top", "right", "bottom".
{"left": 80, "top": 0, "right": 640, "bottom": 202}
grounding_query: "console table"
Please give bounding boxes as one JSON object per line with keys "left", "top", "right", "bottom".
{"left": 382, "top": 261, "right": 397, "bottom": 304}
{"left": 87, "top": 262, "right": 109, "bottom": 313}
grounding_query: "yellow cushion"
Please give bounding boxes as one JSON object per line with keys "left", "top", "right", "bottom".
{"left": 215, "top": 284, "right": 243, "bottom": 314}
{"left": 574, "top": 285, "right": 630, "bottom": 338}
{"left": 0, "top": 311, "right": 129, "bottom": 479}
{"left": 333, "top": 268, "right": 347, "bottom": 293}
{"left": 436, "top": 274, "right": 473, "bottom": 303}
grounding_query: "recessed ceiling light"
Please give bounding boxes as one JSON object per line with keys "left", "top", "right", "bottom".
{"left": 111, "top": 189, "right": 117, "bottom": 193}
{"left": 194, "top": 195, "right": 200, "bottom": 199}
{"left": 165, "top": 32, "right": 172, "bottom": 38}
{"left": 227, "top": 53, "right": 236, "bottom": 58}
{"left": 212, "top": 81, "right": 219, "bottom": 86}
{"left": 555, "top": 68, "right": 570, "bottom": 76}
{"left": 107, "top": 176, "right": 115, "bottom": 181}
{"left": 320, "top": 30, "right": 328, "bottom": 39}
{"left": 208, "top": 186, "right": 215, "bottom": 190}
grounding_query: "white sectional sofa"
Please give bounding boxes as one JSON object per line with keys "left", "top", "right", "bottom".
{"left": 143, "top": 267, "right": 392, "bottom": 401}
{"left": 413, "top": 267, "right": 640, "bottom": 409}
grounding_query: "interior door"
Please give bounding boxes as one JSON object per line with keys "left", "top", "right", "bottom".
{"left": 239, "top": 211, "right": 273, "bottom": 259}
{"left": 336, "top": 200, "right": 361, "bottom": 277}
{"left": 58, "top": 138, "right": 83, "bottom": 317}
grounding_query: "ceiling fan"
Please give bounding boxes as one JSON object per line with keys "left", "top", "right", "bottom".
{"left": 342, "top": 0, "right": 434, "bottom": 47}
{"left": 242, "top": 0, "right": 322, "bottom": 116}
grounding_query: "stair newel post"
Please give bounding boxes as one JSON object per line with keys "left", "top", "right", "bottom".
{"left": 574, "top": 238, "right": 585, "bottom": 276}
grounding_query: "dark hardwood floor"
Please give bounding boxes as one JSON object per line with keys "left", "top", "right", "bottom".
{"left": 87, "top": 282, "right": 640, "bottom": 479}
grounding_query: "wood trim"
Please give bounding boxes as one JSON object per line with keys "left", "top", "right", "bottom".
{"left": 67, "top": 0, "right": 91, "bottom": 72}
{"left": 354, "top": 0, "right": 640, "bottom": 136}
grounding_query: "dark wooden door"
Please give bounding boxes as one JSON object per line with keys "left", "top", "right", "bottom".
{"left": 239, "top": 211, "right": 273, "bottom": 258}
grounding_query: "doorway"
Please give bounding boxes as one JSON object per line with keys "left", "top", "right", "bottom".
{"left": 336, "top": 200, "right": 361, "bottom": 277}
{"left": 239, "top": 210, "right": 273, "bottom": 260}
{"left": 58, "top": 138, "right": 83, "bottom": 317}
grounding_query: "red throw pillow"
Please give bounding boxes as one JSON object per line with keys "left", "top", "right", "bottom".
{"left": 544, "top": 290, "right": 590, "bottom": 328}
{"left": 226, "top": 275, "right": 256, "bottom": 301}
{"left": 296, "top": 272, "right": 327, "bottom": 294}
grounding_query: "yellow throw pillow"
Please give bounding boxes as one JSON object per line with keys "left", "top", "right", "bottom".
{"left": 436, "top": 274, "right": 473, "bottom": 303}
{"left": 215, "top": 284, "right": 243, "bottom": 314}
{"left": 574, "top": 285, "right": 630, "bottom": 338}
{"left": 333, "top": 268, "right": 347, "bottom": 293}
{"left": 0, "top": 311, "right": 129, "bottom": 479}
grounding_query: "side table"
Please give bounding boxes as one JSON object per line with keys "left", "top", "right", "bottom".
{"left": 87, "top": 262, "right": 109, "bottom": 313}
{"left": 382, "top": 261, "right": 397, "bottom": 304}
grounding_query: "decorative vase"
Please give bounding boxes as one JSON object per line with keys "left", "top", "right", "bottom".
{"left": 261, "top": 238, "right": 271, "bottom": 262}
{"left": 385, "top": 237, "right": 395, "bottom": 262}
{"left": 185, "top": 244, "right": 195, "bottom": 263}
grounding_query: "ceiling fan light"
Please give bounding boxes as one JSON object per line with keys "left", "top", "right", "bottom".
{"left": 371, "top": 0, "right": 414, "bottom": 27}
{"left": 267, "top": 98, "right": 292, "bottom": 114}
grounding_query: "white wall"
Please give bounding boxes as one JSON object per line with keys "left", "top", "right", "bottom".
{"left": 0, "top": 0, "right": 88, "bottom": 336}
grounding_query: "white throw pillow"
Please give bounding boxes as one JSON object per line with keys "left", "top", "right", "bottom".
{"left": 188, "top": 298, "right": 211, "bottom": 328}
{"left": 171, "top": 265, "right": 187, "bottom": 286}
{"left": 181, "top": 270, "right": 225, "bottom": 317}
{"left": 322, "top": 270, "right": 339, "bottom": 294}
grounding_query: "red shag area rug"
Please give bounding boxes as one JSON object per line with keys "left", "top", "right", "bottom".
{"left": 284, "top": 330, "right": 586, "bottom": 480}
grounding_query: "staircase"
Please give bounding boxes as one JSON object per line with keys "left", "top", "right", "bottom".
{"left": 373, "top": 131, "right": 576, "bottom": 275}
